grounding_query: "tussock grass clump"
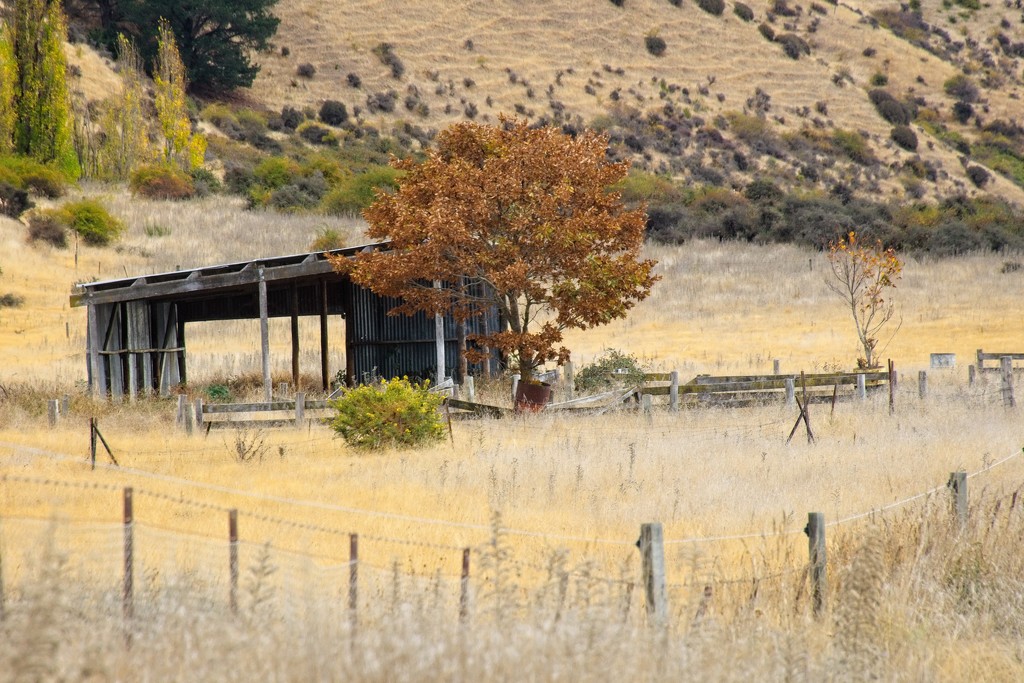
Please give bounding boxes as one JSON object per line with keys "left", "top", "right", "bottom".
{"left": 296, "top": 62, "right": 316, "bottom": 78}
{"left": 27, "top": 213, "right": 67, "bottom": 248}
{"left": 644, "top": 34, "right": 667, "bottom": 56}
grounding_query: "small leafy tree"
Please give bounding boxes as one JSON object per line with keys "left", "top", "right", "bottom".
{"left": 825, "top": 231, "right": 902, "bottom": 368}
{"left": 0, "top": 23, "right": 15, "bottom": 154}
{"left": 332, "top": 118, "right": 658, "bottom": 381}
{"left": 154, "top": 20, "right": 206, "bottom": 172}
{"left": 97, "top": 35, "right": 154, "bottom": 180}
{"left": 329, "top": 377, "right": 446, "bottom": 450}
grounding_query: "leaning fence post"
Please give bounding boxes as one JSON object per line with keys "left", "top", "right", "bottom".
{"left": 349, "top": 533, "right": 359, "bottom": 631}
{"left": 47, "top": 400, "right": 58, "bottom": 428}
{"left": 638, "top": 522, "right": 668, "bottom": 628}
{"left": 669, "top": 370, "right": 679, "bottom": 411}
{"left": 459, "top": 547, "right": 471, "bottom": 623}
{"left": 1001, "top": 356, "right": 1015, "bottom": 408}
{"left": 806, "top": 512, "right": 826, "bottom": 617}
{"left": 89, "top": 418, "right": 97, "bottom": 469}
{"left": 948, "top": 471, "right": 968, "bottom": 528}
{"left": 229, "top": 509, "right": 239, "bottom": 614}
{"left": 295, "top": 392, "right": 306, "bottom": 428}
{"left": 918, "top": 370, "right": 927, "bottom": 400}
{"left": 123, "top": 487, "right": 134, "bottom": 623}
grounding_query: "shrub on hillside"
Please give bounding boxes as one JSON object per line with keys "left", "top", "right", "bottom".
{"left": 758, "top": 23, "right": 776, "bottom": 41}
{"left": 296, "top": 63, "right": 316, "bottom": 78}
{"left": 943, "top": 74, "right": 978, "bottom": 103}
{"left": 952, "top": 100, "right": 974, "bottom": 124}
{"left": 777, "top": 33, "right": 811, "bottom": 59}
{"left": 27, "top": 213, "right": 67, "bottom": 248}
{"left": 0, "top": 156, "right": 68, "bottom": 198}
{"left": 734, "top": 2, "right": 755, "bottom": 21}
{"left": 696, "top": 0, "right": 725, "bottom": 14}
{"left": 319, "top": 100, "right": 349, "bottom": 126}
{"left": 366, "top": 90, "right": 398, "bottom": 113}
{"left": 253, "top": 157, "right": 300, "bottom": 189}
{"left": 320, "top": 165, "right": 402, "bottom": 215}
{"left": 51, "top": 199, "right": 124, "bottom": 246}
{"left": 0, "top": 183, "right": 32, "bottom": 218}
{"left": 833, "top": 129, "right": 876, "bottom": 165}
{"left": 129, "top": 164, "right": 196, "bottom": 200}
{"left": 310, "top": 227, "right": 347, "bottom": 252}
{"left": 870, "top": 94, "right": 911, "bottom": 125}
{"left": 645, "top": 35, "right": 667, "bottom": 56}
{"left": 966, "top": 164, "right": 990, "bottom": 187}
{"left": 298, "top": 122, "right": 337, "bottom": 146}
{"left": 891, "top": 125, "right": 918, "bottom": 151}
{"left": 280, "top": 106, "right": 304, "bottom": 130}
{"left": 372, "top": 43, "right": 405, "bottom": 79}
{"left": 328, "top": 377, "right": 445, "bottom": 451}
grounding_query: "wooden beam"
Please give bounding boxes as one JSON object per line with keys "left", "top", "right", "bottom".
{"left": 87, "top": 303, "right": 107, "bottom": 398}
{"left": 258, "top": 267, "right": 271, "bottom": 403}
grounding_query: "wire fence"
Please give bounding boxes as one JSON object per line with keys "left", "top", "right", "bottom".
{"left": 1, "top": 440, "right": 1020, "bottom": 621}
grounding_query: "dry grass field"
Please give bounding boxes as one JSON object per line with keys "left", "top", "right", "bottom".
{"left": 2, "top": 190, "right": 1024, "bottom": 678}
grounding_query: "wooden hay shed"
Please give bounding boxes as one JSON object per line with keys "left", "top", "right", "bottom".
{"left": 70, "top": 242, "right": 499, "bottom": 400}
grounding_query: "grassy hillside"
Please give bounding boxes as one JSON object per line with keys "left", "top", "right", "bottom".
{"left": 242, "top": 0, "right": 1024, "bottom": 205}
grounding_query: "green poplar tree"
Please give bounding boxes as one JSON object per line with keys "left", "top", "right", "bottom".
{"left": 0, "top": 23, "right": 16, "bottom": 154}
{"left": 8, "top": 0, "right": 80, "bottom": 179}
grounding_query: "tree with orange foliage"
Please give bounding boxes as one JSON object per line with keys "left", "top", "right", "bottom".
{"left": 825, "top": 231, "right": 903, "bottom": 368}
{"left": 332, "top": 118, "right": 658, "bottom": 381}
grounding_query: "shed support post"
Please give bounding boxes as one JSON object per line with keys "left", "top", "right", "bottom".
{"left": 434, "top": 281, "right": 445, "bottom": 383}
{"left": 320, "top": 280, "right": 330, "bottom": 391}
{"left": 291, "top": 284, "right": 300, "bottom": 391}
{"left": 259, "top": 267, "right": 271, "bottom": 403}
{"left": 87, "top": 302, "right": 107, "bottom": 398}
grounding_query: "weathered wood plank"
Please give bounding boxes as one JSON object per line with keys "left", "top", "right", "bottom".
{"left": 445, "top": 398, "right": 507, "bottom": 418}
{"left": 204, "top": 408, "right": 334, "bottom": 423}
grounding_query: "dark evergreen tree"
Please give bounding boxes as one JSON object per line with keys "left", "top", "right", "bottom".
{"left": 119, "top": 0, "right": 280, "bottom": 93}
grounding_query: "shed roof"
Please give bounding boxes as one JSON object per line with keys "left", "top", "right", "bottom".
{"left": 71, "top": 241, "right": 388, "bottom": 308}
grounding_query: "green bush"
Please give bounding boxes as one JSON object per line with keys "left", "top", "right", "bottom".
{"left": 130, "top": 164, "right": 196, "bottom": 200}
{"left": 253, "top": 156, "right": 300, "bottom": 189}
{"left": 310, "top": 227, "right": 347, "bottom": 251}
{"left": 832, "top": 129, "right": 876, "bottom": 165}
{"left": 943, "top": 74, "right": 979, "bottom": 103}
{"left": 574, "top": 349, "right": 647, "bottom": 394}
{"left": 328, "top": 377, "right": 446, "bottom": 450}
{"left": 51, "top": 199, "right": 125, "bottom": 246}
{"left": 320, "top": 165, "right": 402, "bottom": 215}
{"left": 645, "top": 35, "right": 667, "bottom": 56}
{"left": 0, "top": 156, "right": 68, "bottom": 198}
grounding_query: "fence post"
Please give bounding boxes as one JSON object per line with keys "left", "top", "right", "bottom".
{"left": 61, "top": 395, "right": 70, "bottom": 418}
{"left": 123, "top": 487, "right": 134, "bottom": 623}
{"left": 773, "top": 359, "right": 781, "bottom": 375}
{"left": 511, "top": 374, "right": 520, "bottom": 402}
{"left": 0, "top": 511, "right": 5, "bottom": 621}
{"left": 229, "top": 509, "right": 238, "bottom": 613}
{"left": 564, "top": 362, "right": 575, "bottom": 401}
{"left": 349, "top": 533, "right": 359, "bottom": 632}
{"left": 888, "top": 360, "right": 896, "bottom": 415}
{"left": 968, "top": 364, "right": 976, "bottom": 387}
{"left": 47, "top": 400, "right": 58, "bottom": 428}
{"left": 194, "top": 398, "right": 204, "bottom": 429}
{"left": 176, "top": 395, "right": 187, "bottom": 429}
{"left": 277, "top": 382, "right": 289, "bottom": 400}
{"left": 459, "top": 547, "right": 471, "bottom": 623}
{"left": 1001, "top": 356, "right": 1015, "bottom": 408}
{"left": 465, "top": 376, "right": 475, "bottom": 403}
{"left": 641, "top": 393, "right": 652, "bottom": 418}
{"left": 90, "top": 418, "right": 97, "bottom": 470}
{"left": 918, "top": 370, "right": 927, "bottom": 400}
{"left": 638, "top": 522, "right": 668, "bottom": 628}
{"left": 669, "top": 371, "right": 679, "bottom": 411}
{"left": 948, "top": 471, "right": 968, "bottom": 528}
{"left": 295, "top": 392, "right": 306, "bottom": 428}
{"left": 785, "top": 378, "right": 795, "bottom": 407}
{"left": 856, "top": 374, "right": 866, "bottom": 401}
{"left": 976, "top": 348, "right": 984, "bottom": 371}
{"left": 806, "top": 512, "right": 826, "bottom": 617}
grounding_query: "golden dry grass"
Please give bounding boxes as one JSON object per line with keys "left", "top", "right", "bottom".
{"left": 3, "top": 195, "right": 1024, "bottom": 678}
